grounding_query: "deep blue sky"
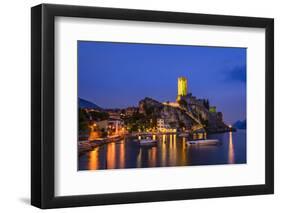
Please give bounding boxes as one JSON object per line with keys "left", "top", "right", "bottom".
{"left": 78, "top": 41, "right": 246, "bottom": 124}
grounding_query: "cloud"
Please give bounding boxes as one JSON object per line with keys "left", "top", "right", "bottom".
{"left": 225, "top": 65, "right": 246, "bottom": 83}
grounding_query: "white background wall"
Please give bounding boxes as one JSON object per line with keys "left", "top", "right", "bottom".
{"left": 0, "top": 0, "right": 279, "bottom": 212}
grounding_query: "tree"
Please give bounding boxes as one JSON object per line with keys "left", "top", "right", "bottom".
{"left": 89, "top": 110, "right": 109, "bottom": 121}
{"left": 79, "top": 108, "right": 90, "bottom": 133}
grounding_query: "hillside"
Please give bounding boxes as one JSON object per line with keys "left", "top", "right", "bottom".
{"left": 78, "top": 98, "right": 102, "bottom": 110}
{"left": 233, "top": 120, "right": 246, "bottom": 129}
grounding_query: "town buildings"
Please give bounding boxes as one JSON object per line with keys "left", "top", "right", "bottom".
{"left": 80, "top": 76, "right": 229, "bottom": 141}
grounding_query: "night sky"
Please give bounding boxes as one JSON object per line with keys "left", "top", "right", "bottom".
{"left": 78, "top": 41, "right": 246, "bottom": 124}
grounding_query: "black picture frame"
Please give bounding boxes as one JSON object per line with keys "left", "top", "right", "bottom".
{"left": 31, "top": 3, "right": 274, "bottom": 209}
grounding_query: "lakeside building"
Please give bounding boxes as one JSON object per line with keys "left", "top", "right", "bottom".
{"left": 88, "top": 120, "right": 108, "bottom": 140}
{"left": 88, "top": 118, "right": 125, "bottom": 140}
{"left": 80, "top": 75, "right": 229, "bottom": 140}
{"left": 108, "top": 118, "right": 125, "bottom": 135}
{"left": 157, "top": 118, "right": 177, "bottom": 133}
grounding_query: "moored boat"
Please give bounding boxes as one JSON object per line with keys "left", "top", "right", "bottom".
{"left": 178, "top": 132, "right": 189, "bottom": 137}
{"left": 186, "top": 139, "right": 220, "bottom": 146}
{"left": 139, "top": 137, "right": 158, "bottom": 146}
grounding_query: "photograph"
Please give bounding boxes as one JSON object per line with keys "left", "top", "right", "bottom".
{"left": 77, "top": 41, "right": 247, "bottom": 171}
{"left": 30, "top": 3, "right": 274, "bottom": 209}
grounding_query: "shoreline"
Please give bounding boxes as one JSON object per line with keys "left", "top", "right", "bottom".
{"left": 78, "top": 129, "right": 241, "bottom": 155}
{"left": 78, "top": 135, "right": 123, "bottom": 156}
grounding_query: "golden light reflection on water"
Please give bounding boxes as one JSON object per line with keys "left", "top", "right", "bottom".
{"left": 85, "top": 131, "right": 241, "bottom": 170}
{"left": 228, "top": 131, "right": 235, "bottom": 164}
{"left": 119, "top": 140, "right": 125, "bottom": 169}
{"left": 107, "top": 142, "right": 116, "bottom": 169}
{"left": 181, "top": 137, "right": 188, "bottom": 165}
{"left": 162, "top": 134, "right": 166, "bottom": 143}
{"left": 182, "top": 137, "right": 186, "bottom": 144}
{"left": 161, "top": 135, "right": 167, "bottom": 166}
{"left": 88, "top": 147, "right": 99, "bottom": 170}
{"left": 148, "top": 147, "right": 157, "bottom": 167}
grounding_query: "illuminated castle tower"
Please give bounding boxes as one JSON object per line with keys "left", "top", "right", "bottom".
{"left": 177, "top": 77, "right": 188, "bottom": 102}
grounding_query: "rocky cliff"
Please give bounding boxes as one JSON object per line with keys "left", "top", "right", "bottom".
{"left": 139, "top": 97, "right": 195, "bottom": 129}
{"left": 138, "top": 97, "right": 229, "bottom": 133}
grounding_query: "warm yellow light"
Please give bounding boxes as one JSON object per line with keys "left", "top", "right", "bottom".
{"left": 178, "top": 77, "right": 187, "bottom": 97}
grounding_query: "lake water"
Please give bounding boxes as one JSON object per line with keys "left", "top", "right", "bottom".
{"left": 78, "top": 130, "right": 246, "bottom": 170}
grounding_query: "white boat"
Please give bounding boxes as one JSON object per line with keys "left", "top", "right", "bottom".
{"left": 139, "top": 137, "right": 158, "bottom": 146}
{"left": 178, "top": 133, "right": 189, "bottom": 137}
{"left": 186, "top": 139, "right": 220, "bottom": 146}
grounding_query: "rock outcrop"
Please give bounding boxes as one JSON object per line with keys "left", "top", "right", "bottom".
{"left": 138, "top": 97, "right": 229, "bottom": 133}
{"left": 139, "top": 97, "right": 195, "bottom": 129}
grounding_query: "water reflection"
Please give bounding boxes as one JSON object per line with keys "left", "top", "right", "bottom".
{"left": 79, "top": 130, "right": 246, "bottom": 170}
{"left": 148, "top": 147, "right": 157, "bottom": 167}
{"left": 136, "top": 149, "right": 142, "bottom": 168}
{"left": 106, "top": 142, "right": 116, "bottom": 169}
{"left": 161, "top": 135, "right": 167, "bottom": 166}
{"left": 119, "top": 141, "right": 125, "bottom": 169}
{"left": 88, "top": 148, "right": 99, "bottom": 170}
{"left": 228, "top": 131, "right": 235, "bottom": 164}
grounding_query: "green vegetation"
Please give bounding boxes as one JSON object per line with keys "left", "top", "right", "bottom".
{"left": 124, "top": 112, "right": 156, "bottom": 133}
{"left": 89, "top": 110, "right": 109, "bottom": 121}
{"left": 79, "top": 108, "right": 89, "bottom": 132}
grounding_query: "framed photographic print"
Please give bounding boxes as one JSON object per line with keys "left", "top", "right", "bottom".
{"left": 31, "top": 4, "right": 274, "bottom": 209}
